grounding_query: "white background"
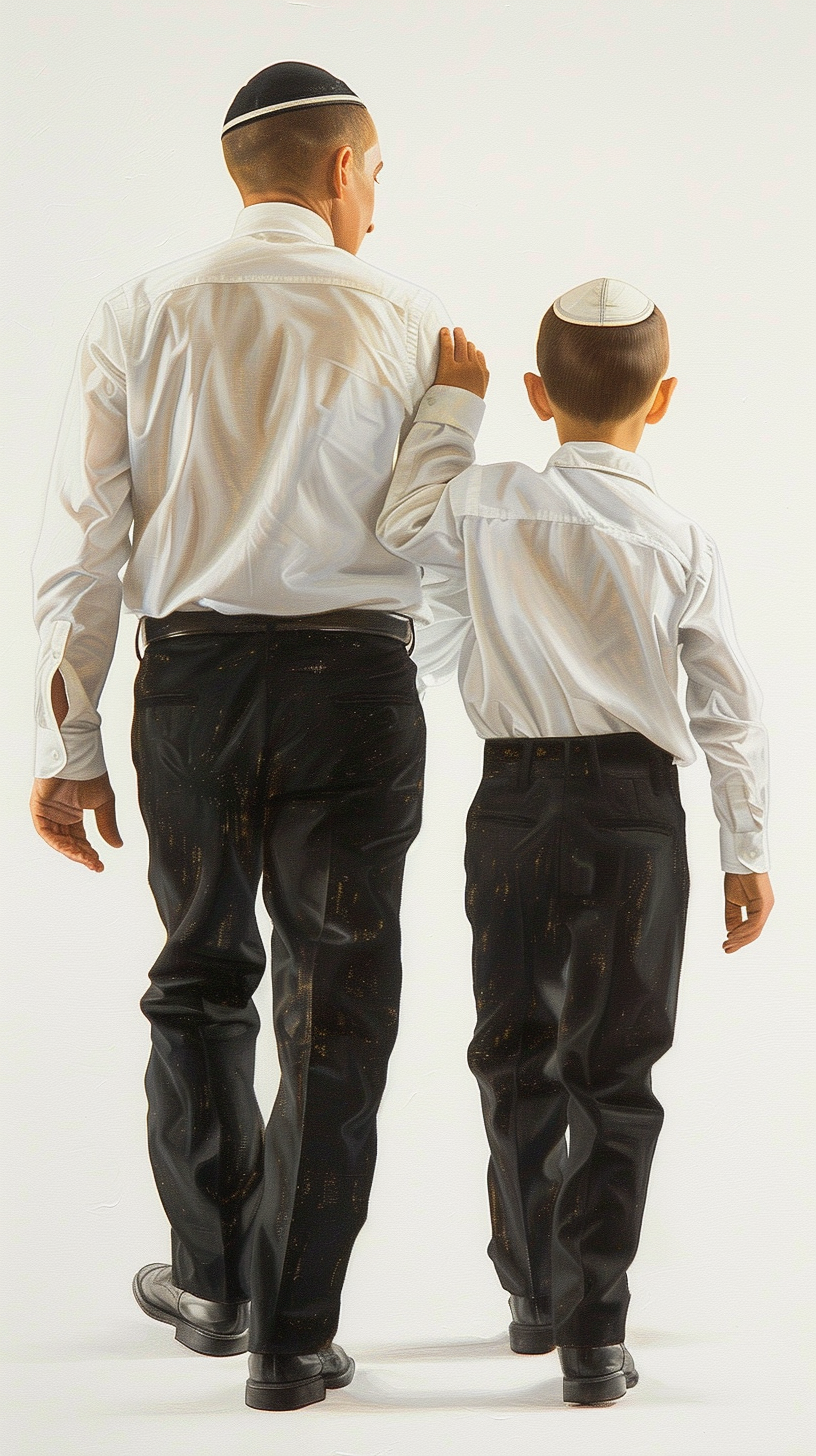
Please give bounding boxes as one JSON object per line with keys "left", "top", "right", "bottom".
{"left": 2, "top": 2, "right": 814, "bottom": 1453}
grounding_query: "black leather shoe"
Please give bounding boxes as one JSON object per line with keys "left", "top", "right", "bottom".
{"left": 558, "top": 1343, "right": 638, "bottom": 1404}
{"left": 245, "top": 1345, "right": 355, "bottom": 1411}
{"left": 132, "top": 1263, "right": 249, "bottom": 1356}
{"left": 508, "top": 1296, "right": 555, "bottom": 1354}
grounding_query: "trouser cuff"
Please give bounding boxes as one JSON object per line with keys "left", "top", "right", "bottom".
{"left": 555, "top": 1322, "right": 627, "bottom": 1347}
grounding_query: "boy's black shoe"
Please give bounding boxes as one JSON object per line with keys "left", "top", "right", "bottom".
{"left": 558, "top": 1343, "right": 638, "bottom": 1404}
{"left": 508, "top": 1296, "right": 556, "bottom": 1354}
{"left": 245, "top": 1345, "right": 355, "bottom": 1410}
{"left": 132, "top": 1263, "right": 249, "bottom": 1356}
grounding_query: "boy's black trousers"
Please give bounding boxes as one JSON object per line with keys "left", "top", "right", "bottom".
{"left": 132, "top": 621, "right": 425, "bottom": 1355}
{"left": 465, "top": 733, "right": 689, "bottom": 1347}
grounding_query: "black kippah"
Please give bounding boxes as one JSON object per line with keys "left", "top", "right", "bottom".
{"left": 222, "top": 61, "right": 364, "bottom": 138}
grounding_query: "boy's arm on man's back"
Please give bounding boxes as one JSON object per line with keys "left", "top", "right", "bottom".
{"left": 378, "top": 326, "right": 487, "bottom": 559}
{"left": 378, "top": 383, "right": 483, "bottom": 559}
{"left": 381, "top": 327, "right": 487, "bottom": 690}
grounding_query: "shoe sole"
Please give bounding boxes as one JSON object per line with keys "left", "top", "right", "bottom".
{"left": 563, "top": 1366, "right": 638, "bottom": 1405}
{"left": 132, "top": 1273, "right": 249, "bottom": 1357}
{"left": 245, "top": 1358, "right": 355, "bottom": 1411}
{"left": 509, "top": 1323, "right": 556, "bottom": 1355}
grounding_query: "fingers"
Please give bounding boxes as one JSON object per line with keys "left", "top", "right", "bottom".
{"left": 724, "top": 899, "right": 744, "bottom": 934}
{"left": 435, "top": 326, "right": 489, "bottom": 397}
{"left": 95, "top": 797, "right": 123, "bottom": 848}
{"left": 439, "top": 327, "right": 482, "bottom": 361}
{"left": 722, "top": 872, "right": 774, "bottom": 953}
{"left": 29, "top": 776, "right": 117, "bottom": 871}
{"left": 724, "top": 897, "right": 772, "bottom": 944}
{"left": 30, "top": 809, "right": 104, "bottom": 872}
{"left": 723, "top": 910, "right": 767, "bottom": 953}
{"left": 453, "top": 326, "right": 469, "bottom": 363}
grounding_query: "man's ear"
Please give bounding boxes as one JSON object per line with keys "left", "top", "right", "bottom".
{"left": 524, "top": 372, "right": 554, "bottom": 421}
{"left": 330, "top": 144, "right": 354, "bottom": 200}
{"left": 645, "top": 376, "right": 678, "bottom": 424}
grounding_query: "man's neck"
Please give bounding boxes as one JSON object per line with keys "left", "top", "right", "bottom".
{"left": 240, "top": 191, "right": 333, "bottom": 232}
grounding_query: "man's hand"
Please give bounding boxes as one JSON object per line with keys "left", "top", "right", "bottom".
{"left": 723, "top": 871, "right": 774, "bottom": 953}
{"left": 30, "top": 773, "right": 123, "bottom": 873}
{"left": 435, "top": 326, "right": 490, "bottom": 398}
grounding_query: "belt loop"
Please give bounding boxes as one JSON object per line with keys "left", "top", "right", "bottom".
{"left": 521, "top": 740, "right": 533, "bottom": 791}
{"left": 651, "top": 746, "right": 670, "bottom": 796}
{"left": 588, "top": 738, "right": 603, "bottom": 786}
{"left": 135, "top": 618, "right": 146, "bottom": 662}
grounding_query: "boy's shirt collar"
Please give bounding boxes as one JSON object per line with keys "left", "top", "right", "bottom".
{"left": 549, "top": 440, "right": 657, "bottom": 495}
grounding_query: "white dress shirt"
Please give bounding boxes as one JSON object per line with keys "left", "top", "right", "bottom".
{"left": 377, "top": 386, "right": 770, "bottom": 874}
{"left": 32, "top": 203, "right": 451, "bottom": 781}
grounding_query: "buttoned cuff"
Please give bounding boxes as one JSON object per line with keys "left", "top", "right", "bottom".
{"left": 34, "top": 721, "right": 107, "bottom": 780}
{"left": 415, "top": 385, "right": 486, "bottom": 437}
{"left": 719, "top": 827, "right": 769, "bottom": 875}
{"left": 33, "top": 621, "right": 107, "bottom": 781}
{"left": 719, "top": 780, "right": 769, "bottom": 874}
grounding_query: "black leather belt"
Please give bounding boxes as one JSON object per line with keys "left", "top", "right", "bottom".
{"left": 139, "top": 608, "right": 414, "bottom": 657}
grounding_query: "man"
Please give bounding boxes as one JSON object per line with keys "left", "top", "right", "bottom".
{"left": 30, "top": 61, "right": 457, "bottom": 1412}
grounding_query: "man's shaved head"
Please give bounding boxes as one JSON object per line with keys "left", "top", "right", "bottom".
{"left": 222, "top": 104, "right": 377, "bottom": 197}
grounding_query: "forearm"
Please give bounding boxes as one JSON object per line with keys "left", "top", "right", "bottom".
{"left": 680, "top": 541, "right": 771, "bottom": 874}
{"left": 684, "top": 655, "right": 769, "bottom": 872}
{"left": 378, "top": 385, "right": 484, "bottom": 556}
{"left": 33, "top": 487, "right": 129, "bottom": 781}
{"left": 33, "top": 598, "right": 124, "bottom": 780}
{"left": 694, "top": 720, "right": 770, "bottom": 873}
{"left": 32, "top": 297, "right": 133, "bottom": 779}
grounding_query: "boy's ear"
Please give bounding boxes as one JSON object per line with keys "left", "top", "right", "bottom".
{"left": 645, "top": 376, "right": 678, "bottom": 424}
{"left": 524, "top": 372, "right": 554, "bottom": 421}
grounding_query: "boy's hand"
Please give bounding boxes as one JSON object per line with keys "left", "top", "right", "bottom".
{"left": 723, "top": 871, "right": 774, "bottom": 952}
{"left": 435, "top": 327, "right": 490, "bottom": 398}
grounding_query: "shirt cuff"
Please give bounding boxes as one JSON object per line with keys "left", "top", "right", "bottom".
{"left": 33, "top": 620, "right": 108, "bottom": 780}
{"left": 34, "top": 722, "right": 107, "bottom": 780}
{"left": 415, "top": 385, "right": 486, "bottom": 437}
{"left": 719, "top": 826, "right": 770, "bottom": 875}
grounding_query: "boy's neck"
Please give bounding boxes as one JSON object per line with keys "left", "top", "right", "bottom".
{"left": 554, "top": 417, "right": 646, "bottom": 454}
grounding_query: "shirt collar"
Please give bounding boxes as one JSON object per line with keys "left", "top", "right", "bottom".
{"left": 231, "top": 202, "right": 334, "bottom": 247}
{"left": 550, "top": 439, "right": 657, "bottom": 495}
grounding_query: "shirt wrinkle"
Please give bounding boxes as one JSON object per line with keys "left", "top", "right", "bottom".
{"left": 378, "top": 389, "right": 770, "bottom": 875}
{"left": 31, "top": 202, "right": 453, "bottom": 780}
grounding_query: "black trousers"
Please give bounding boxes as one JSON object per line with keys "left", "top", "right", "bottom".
{"left": 465, "top": 733, "right": 689, "bottom": 1346}
{"left": 132, "top": 625, "right": 425, "bottom": 1353}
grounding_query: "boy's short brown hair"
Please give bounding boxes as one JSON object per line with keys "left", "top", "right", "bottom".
{"left": 222, "top": 104, "right": 376, "bottom": 195}
{"left": 536, "top": 305, "right": 669, "bottom": 424}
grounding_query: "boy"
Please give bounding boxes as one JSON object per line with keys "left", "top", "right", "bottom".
{"left": 376, "top": 280, "right": 773, "bottom": 1405}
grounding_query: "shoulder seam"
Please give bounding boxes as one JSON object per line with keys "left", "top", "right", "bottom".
{"left": 113, "top": 273, "right": 429, "bottom": 315}
{"left": 460, "top": 510, "right": 694, "bottom": 574}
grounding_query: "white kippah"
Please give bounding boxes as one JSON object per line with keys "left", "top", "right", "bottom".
{"left": 553, "top": 278, "right": 655, "bottom": 328}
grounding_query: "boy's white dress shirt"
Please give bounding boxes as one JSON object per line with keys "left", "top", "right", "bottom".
{"left": 377, "top": 385, "right": 769, "bottom": 876}
{"left": 32, "top": 203, "right": 452, "bottom": 782}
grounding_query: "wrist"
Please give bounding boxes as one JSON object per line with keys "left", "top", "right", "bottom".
{"left": 416, "top": 386, "right": 486, "bottom": 435}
